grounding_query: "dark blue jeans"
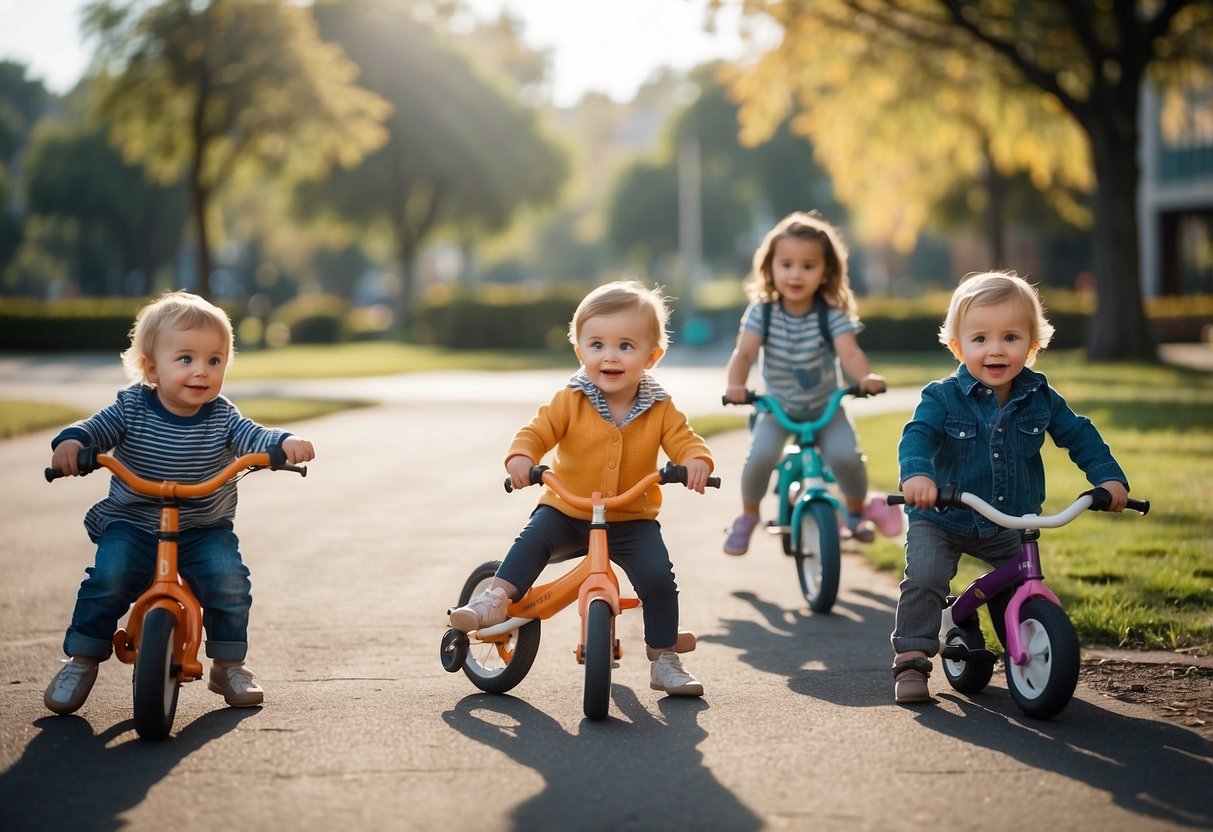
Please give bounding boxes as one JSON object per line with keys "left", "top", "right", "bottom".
{"left": 63, "top": 522, "right": 253, "bottom": 662}
{"left": 496, "top": 506, "right": 682, "bottom": 649}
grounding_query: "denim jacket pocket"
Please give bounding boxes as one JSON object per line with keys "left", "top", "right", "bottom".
{"left": 1016, "top": 415, "right": 1049, "bottom": 455}
{"left": 939, "top": 417, "right": 978, "bottom": 469}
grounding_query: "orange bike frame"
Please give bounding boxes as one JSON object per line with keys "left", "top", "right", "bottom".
{"left": 489, "top": 470, "right": 662, "bottom": 662}
{"left": 98, "top": 453, "right": 275, "bottom": 683}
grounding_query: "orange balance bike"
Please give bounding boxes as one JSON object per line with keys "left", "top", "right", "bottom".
{"left": 440, "top": 462, "right": 719, "bottom": 720}
{"left": 46, "top": 446, "right": 306, "bottom": 740}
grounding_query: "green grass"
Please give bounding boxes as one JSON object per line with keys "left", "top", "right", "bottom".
{"left": 0, "top": 400, "right": 90, "bottom": 439}
{"left": 228, "top": 341, "right": 567, "bottom": 380}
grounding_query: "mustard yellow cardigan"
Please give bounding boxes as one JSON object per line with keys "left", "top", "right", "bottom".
{"left": 506, "top": 387, "right": 714, "bottom": 522}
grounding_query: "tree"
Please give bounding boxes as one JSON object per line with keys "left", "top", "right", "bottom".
{"left": 726, "top": 0, "right": 1213, "bottom": 361}
{"left": 0, "top": 61, "right": 47, "bottom": 279}
{"left": 304, "top": 0, "right": 567, "bottom": 329}
{"left": 23, "top": 121, "right": 186, "bottom": 296}
{"left": 83, "top": 0, "right": 390, "bottom": 299}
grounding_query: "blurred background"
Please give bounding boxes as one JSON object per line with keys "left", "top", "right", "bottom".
{"left": 1, "top": 0, "right": 1211, "bottom": 362}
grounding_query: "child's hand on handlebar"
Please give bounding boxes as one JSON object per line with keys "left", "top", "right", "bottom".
{"left": 50, "top": 439, "right": 85, "bottom": 477}
{"left": 505, "top": 454, "right": 536, "bottom": 491}
{"left": 681, "top": 458, "right": 712, "bottom": 494}
{"left": 723, "top": 385, "right": 749, "bottom": 404}
{"left": 281, "top": 436, "right": 315, "bottom": 465}
{"left": 900, "top": 475, "right": 937, "bottom": 509}
{"left": 858, "top": 374, "right": 887, "bottom": 396}
{"left": 1098, "top": 480, "right": 1129, "bottom": 512}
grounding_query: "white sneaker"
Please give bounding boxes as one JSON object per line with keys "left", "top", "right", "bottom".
{"left": 44, "top": 658, "right": 99, "bottom": 715}
{"left": 449, "top": 587, "right": 509, "bottom": 633}
{"left": 208, "top": 664, "right": 264, "bottom": 707}
{"left": 649, "top": 651, "right": 704, "bottom": 697}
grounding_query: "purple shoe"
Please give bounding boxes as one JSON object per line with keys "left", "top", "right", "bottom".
{"left": 723, "top": 514, "right": 760, "bottom": 555}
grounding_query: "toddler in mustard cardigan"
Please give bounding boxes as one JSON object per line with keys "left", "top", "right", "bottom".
{"left": 448, "top": 280, "right": 715, "bottom": 696}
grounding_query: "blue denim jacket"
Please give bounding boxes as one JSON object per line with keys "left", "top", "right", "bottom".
{"left": 898, "top": 365, "right": 1128, "bottom": 537}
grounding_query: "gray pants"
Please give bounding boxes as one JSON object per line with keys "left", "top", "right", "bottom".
{"left": 740, "top": 408, "right": 869, "bottom": 506}
{"left": 891, "top": 520, "right": 1022, "bottom": 656}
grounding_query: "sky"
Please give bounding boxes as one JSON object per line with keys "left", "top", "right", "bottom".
{"left": 0, "top": 0, "right": 761, "bottom": 108}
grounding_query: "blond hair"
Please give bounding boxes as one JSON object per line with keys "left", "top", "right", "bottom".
{"left": 746, "top": 210, "right": 857, "bottom": 316}
{"left": 940, "top": 271, "right": 1055, "bottom": 366}
{"left": 567, "top": 280, "right": 671, "bottom": 353}
{"left": 121, "top": 291, "right": 235, "bottom": 385}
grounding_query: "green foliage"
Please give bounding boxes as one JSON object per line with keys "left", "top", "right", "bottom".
{"left": 414, "top": 287, "right": 584, "bottom": 350}
{"left": 270, "top": 294, "right": 350, "bottom": 345}
{"left": 0, "top": 297, "right": 140, "bottom": 352}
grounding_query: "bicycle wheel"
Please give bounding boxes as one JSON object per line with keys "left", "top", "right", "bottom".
{"left": 132, "top": 607, "right": 180, "bottom": 741}
{"left": 941, "top": 616, "right": 995, "bottom": 694}
{"left": 583, "top": 598, "right": 613, "bottom": 720}
{"left": 1005, "top": 599, "right": 1080, "bottom": 720}
{"left": 457, "top": 560, "right": 540, "bottom": 695}
{"left": 795, "top": 500, "right": 841, "bottom": 612}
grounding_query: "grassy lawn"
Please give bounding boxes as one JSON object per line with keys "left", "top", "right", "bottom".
{"left": 694, "top": 352, "right": 1213, "bottom": 654}
{"left": 227, "top": 341, "right": 569, "bottom": 380}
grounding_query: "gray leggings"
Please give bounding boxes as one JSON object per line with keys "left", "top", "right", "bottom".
{"left": 740, "top": 408, "right": 869, "bottom": 506}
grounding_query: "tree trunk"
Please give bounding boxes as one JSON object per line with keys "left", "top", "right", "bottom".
{"left": 984, "top": 164, "right": 1007, "bottom": 268}
{"left": 1085, "top": 127, "right": 1156, "bottom": 362}
{"left": 188, "top": 174, "right": 212, "bottom": 300}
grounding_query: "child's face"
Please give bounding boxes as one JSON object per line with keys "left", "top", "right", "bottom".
{"left": 574, "top": 308, "right": 661, "bottom": 404}
{"left": 145, "top": 324, "right": 229, "bottom": 416}
{"left": 770, "top": 235, "right": 826, "bottom": 313}
{"left": 951, "top": 299, "right": 1036, "bottom": 402}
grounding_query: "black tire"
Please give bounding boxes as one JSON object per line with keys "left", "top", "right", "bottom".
{"left": 1005, "top": 599, "right": 1080, "bottom": 720}
{"left": 440, "top": 629, "right": 469, "bottom": 672}
{"left": 583, "top": 599, "right": 613, "bottom": 720}
{"left": 795, "top": 500, "right": 841, "bottom": 612}
{"left": 942, "top": 618, "right": 995, "bottom": 694}
{"left": 133, "top": 607, "right": 180, "bottom": 741}
{"left": 457, "top": 560, "right": 540, "bottom": 694}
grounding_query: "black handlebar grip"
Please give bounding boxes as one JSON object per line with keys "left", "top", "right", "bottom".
{"left": 886, "top": 494, "right": 905, "bottom": 506}
{"left": 1127, "top": 498, "right": 1150, "bottom": 515}
{"left": 45, "top": 446, "right": 98, "bottom": 482}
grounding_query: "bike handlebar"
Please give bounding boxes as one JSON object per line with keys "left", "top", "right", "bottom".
{"left": 504, "top": 461, "right": 720, "bottom": 507}
{"left": 886, "top": 485, "right": 1149, "bottom": 529}
{"left": 721, "top": 382, "right": 884, "bottom": 408}
{"left": 45, "top": 445, "right": 307, "bottom": 494}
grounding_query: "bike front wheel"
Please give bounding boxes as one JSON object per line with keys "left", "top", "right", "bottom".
{"left": 132, "top": 606, "right": 180, "bottom": 741}
{"left": 795, "top": 500, "right": 841, "bottom": 612}
{"left": 1005, "top": 599, "right": 1080, "bottom": 720}
{"left": 583, "top": 598, "right": 614, "bottom": 720}
{"left": 456, "top": 560, "right": 540, "bottom": 695}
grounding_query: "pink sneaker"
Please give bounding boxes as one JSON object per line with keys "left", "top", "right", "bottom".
{"left": 864, "top": 493, "right": 905, "bottom": 538}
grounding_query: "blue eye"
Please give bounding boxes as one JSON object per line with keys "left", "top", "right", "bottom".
{"left": 179, "top": 356, "right": 193, "bottom": 365}
{"left": 209, "top": 356, "right": 222, "bottom": 366}
{"left": 620, "top": 343, "right": 634, "bottom": 351}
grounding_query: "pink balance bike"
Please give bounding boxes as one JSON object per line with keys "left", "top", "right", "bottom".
{"left": 888, "top": 485, "right": 1149, "bottom": 720}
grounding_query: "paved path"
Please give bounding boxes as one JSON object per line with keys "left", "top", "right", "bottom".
{"left": 1, "top": 355, "right": 1210, "bottom": 832}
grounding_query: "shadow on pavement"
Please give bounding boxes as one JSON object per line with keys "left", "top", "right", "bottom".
{"left": 702, "top": 588, "right": 896, "bottom": 708}
{"left": 442, "top": 687, "right": 761, "bottom": 831}
{"left": 0, "top": 709, "right": 259, "bottom": 830}
{"left": 914, "top": 693, "right": 1213, "bottom": 828}
{"left": 705, "top": 588, "right": 1213, "bottom": 828}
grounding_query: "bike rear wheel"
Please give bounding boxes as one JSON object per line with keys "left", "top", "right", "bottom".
{"left": 583, "top": 598, "right": 613, "bottom": 720}
{"left": 132, "top": 606, "right": 180, "bottom": 741}
{"left": 1005, "top": 599, "right": 1079, "bottom": 720}
{"left": 795, "top": 500, "right": 841, "bottom": 612}
{"left": 456, "top": 560, "right": 540, "bottom": 694}
{"left": 942, "top": 615, "right": 995, "bottom": 694}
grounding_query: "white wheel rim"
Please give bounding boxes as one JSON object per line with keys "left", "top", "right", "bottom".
{"left": 799, "top": 515, "right": 821, "bottom": 593}
{"left": 1009, "top": 618, "right": 1052, "bottom": 700}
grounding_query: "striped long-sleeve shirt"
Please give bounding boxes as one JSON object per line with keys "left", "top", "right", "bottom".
{"left": 52, "top": 385, "right": 289, "bottom": 541}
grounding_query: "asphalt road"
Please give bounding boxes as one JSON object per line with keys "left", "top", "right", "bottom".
{"left": 1, "top": 358, "right": 1210, "bottom": 831}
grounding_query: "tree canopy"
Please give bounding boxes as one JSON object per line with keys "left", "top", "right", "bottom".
{"left": 304, "top": 0, "right": 568, "bottom": 326}
{"left": 725, "top": 0, "right": 1213, "bottom": 360}
{"left": 84, "top": 0, "right": 391, "bottom": 299}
